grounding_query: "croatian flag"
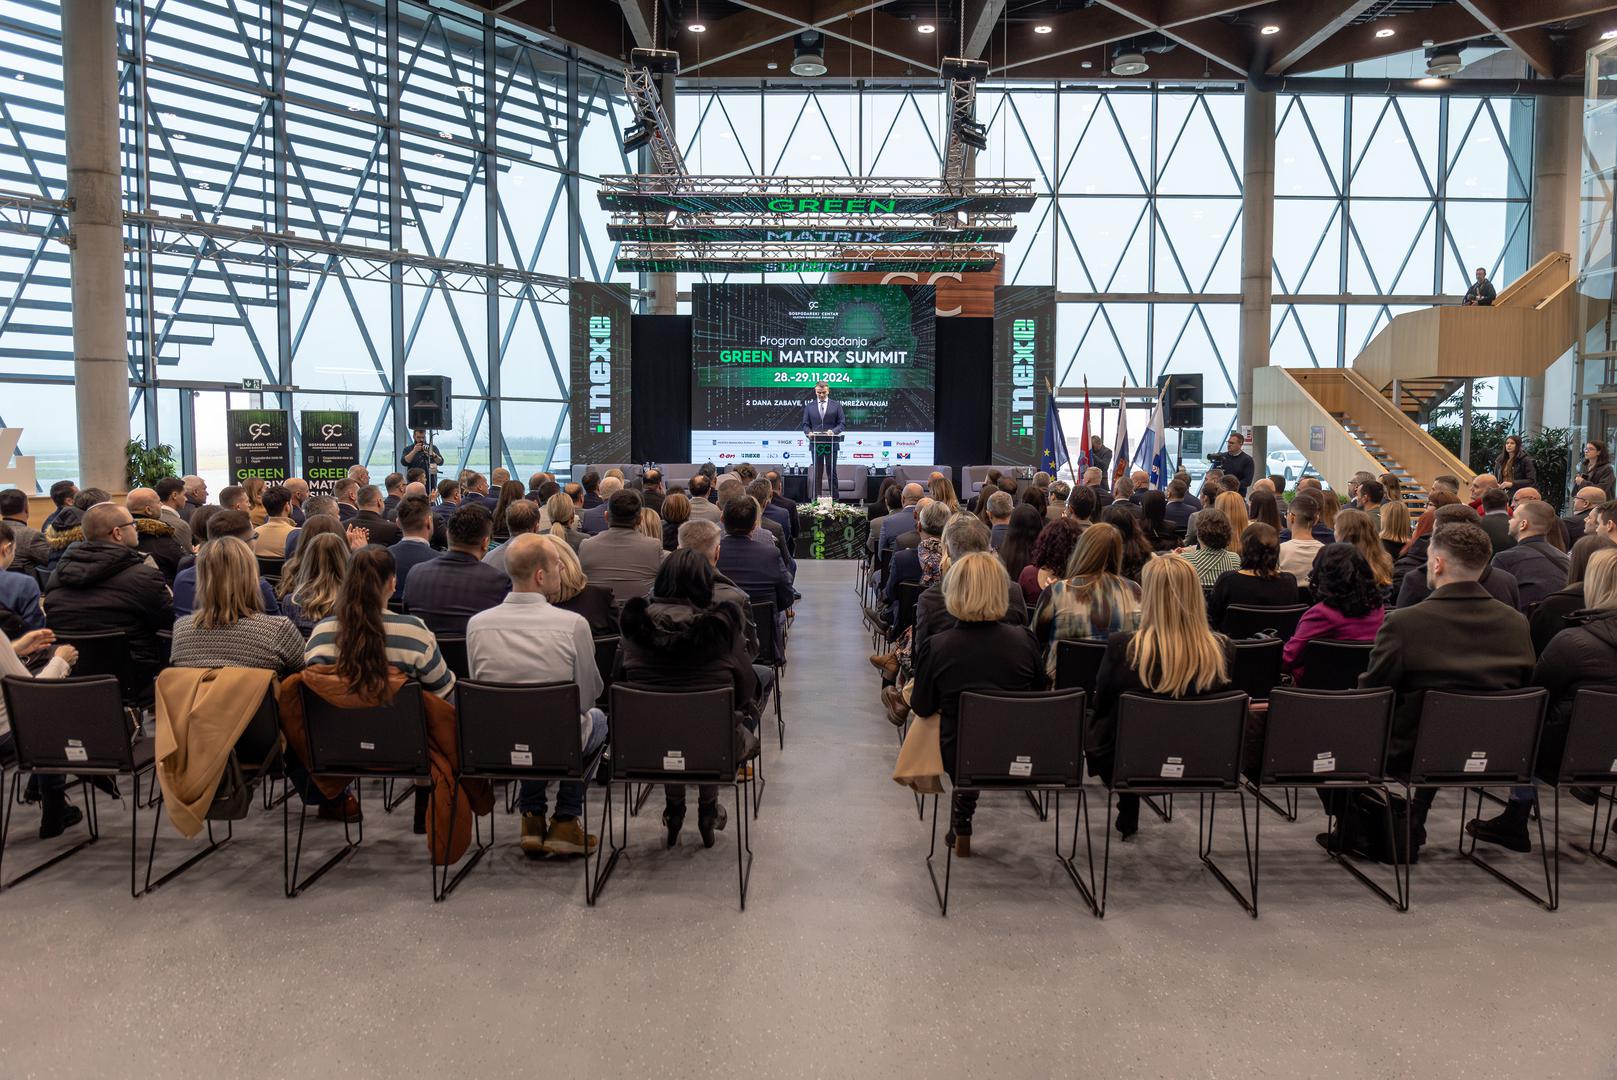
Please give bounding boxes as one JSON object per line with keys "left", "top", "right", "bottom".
{"left": 1076, "top": 380, "right": 1092, "bottom": 472}
{"left": 1132, "top": 391, "right": 1171, "bottom": 489}
{"left": 1111, "top": 397, "right": 1131, "bottom": 485}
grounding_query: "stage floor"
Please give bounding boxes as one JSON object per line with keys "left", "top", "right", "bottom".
{"left": 0, "top": 560, "right": 1611, "bottom": 1077}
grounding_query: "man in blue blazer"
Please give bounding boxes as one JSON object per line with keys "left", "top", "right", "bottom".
{"left": 800, "top": 381, "right": 845, "bottom": 501}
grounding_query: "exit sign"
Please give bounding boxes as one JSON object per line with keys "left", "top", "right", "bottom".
{"left": 241, "top": 378, "right": 263, "bottom": 391}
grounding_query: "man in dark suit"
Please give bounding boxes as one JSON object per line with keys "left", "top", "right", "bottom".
{"left": 1490, "top": 500, "right": 1571, "bottom": 611}
{"left": 349, "top": 484, "right": 402, "bottom": 548}
{"left": 388, "top": 495, "right": 440, "bottom": 602}
{"left": 333, "top": 478, "right": 360, "bottom": 522}
{"left": 579, "top": 471, "right": 604, "bottom": 510}
{"left": 381, "top": 473, "right": 405, "bottom": 519}
{"left": 766, "top": 470, "right": 798, "bottom": 548}
{"left": 1163, "top": 477, "right": 1196, "bottom": 534}
{"left": 800, "top": 380, "right": 846, "bottom": 501}
{"left": 403, "top": 502, "right": 509, "bottom": 634}
{"left": 579, "top": 476, "right": 622, "bottom": 536}
{"left": 751, "top": 478, "right": 795, "bottom": 574}
{"left": 1561, "top": 485, "right": 1605, "bottom": 545}
{"left": 1357, "top": 521, "right": 1535, "bottom": 857}
{"left": 432, "top": 479, "right": 462, "bottom": 527}
{"left": 1477, "top": 486, "right": 1516, "bottom": 555}
{"left": 639, "top": 468, "right": 666, "bottom": 515}
{"left": 716, "top": 494, "right": 793, "bottom": 654}
{"left": 986, "top": 491, "right": 1013, "bottom": 549}
{"left": 874, "top": 483, "right": 923, "bottom": 555}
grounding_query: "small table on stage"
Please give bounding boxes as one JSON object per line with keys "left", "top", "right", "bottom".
{"left": 806, "top": 432, "right": 843, "bottom": 501}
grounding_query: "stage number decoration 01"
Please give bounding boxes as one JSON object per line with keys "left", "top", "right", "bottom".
{"left": 797, "top": 502, "right": 869, "bottom": 561}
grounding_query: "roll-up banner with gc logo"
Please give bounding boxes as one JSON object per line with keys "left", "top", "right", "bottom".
{"left": 299, "top": 410, "right": 360, "bottom": 496}
{"left": 226, "top": 410, "right": 290, "bottom": 485}
{"left": 990, "top": 285, "right": 1056, "bottom": 467}
{"left": 569, "top": 281, "right": 632, "bottom": 465}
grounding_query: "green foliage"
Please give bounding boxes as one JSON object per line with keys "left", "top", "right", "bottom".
{"left": 1527, "top": 427, "right": 1571, "bottom": 511}
{"left": 1426, "top": 422, "right": 1573, "bottom": 511}
{"left": 126, "top": 438, "right": 178, "bottom": 490}
{"left": 1429, "top": 414, "right": 1513, "bottom": 476}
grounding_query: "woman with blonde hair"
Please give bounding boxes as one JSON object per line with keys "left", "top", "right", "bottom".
{"left": 544, "top": 491, "right": 584, "bottom": 552}
{"left": 1378, "top": 498, "right": 1412, "bottom": 560}
{"left": 1090, "top": 555, "right": 1235, "bottom": 838}
{"left": 543, "top": 532, "right": 616, "bottom": 635}
{"left": 637, "top": 507, "right": 663, "bottom": 541}
{"left": 242, "top": 476, "right": 268, "bottom": 526}
{"left": 1031, "top": 523, "right": 1142, "bottom": 678}
{"left": 1333, "top": 507, "right": 1393, "bottom": 591}
{"left": 927, "top": 475, "right": 961, "bottom": 514}
{"left": 1213, "top": 489, "right": 1249, "bottom": 539}
{"left": 279, "top": 532, "right": 349, "bottom": 635}
{"left": 170, "top": 535, "right": 306, "bottom": 674}
{"left": 910, "top": 552, "right": 1044, "bottom": 857}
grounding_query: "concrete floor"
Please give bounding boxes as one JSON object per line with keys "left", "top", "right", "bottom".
{"left": 0, "top": 560, "right": 1614, "bottom": 1078}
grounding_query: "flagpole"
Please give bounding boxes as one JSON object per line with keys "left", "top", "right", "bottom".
{"left": 1045, "top": 377, "right": 1082, "bottom": 490}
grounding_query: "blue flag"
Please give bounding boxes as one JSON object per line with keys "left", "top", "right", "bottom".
{"left": 1040, "top": 394, "right": 1070, "bottom": 476}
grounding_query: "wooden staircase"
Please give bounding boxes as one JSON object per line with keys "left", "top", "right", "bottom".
{"left": 1330, "top": 412, "right": 1428, "bottom": 512}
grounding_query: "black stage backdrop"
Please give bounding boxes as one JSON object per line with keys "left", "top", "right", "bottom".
{"left": 627, "top": 311, "right": 991, "bottom": 487}
{"left": 631, "top": 313, "right": 693, "bottom": 465}
{"left": 934, "top": 317, "right": 992, "bottom": 482}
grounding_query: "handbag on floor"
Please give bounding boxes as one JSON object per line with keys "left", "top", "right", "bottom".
{"left": 893, "top": 713, "right": 945, "bottom": 795}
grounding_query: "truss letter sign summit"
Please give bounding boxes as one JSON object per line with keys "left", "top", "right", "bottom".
{"left": 991, "top": 286, "right": 1055, "bottom": 467}
{"left": 299, "top": 411, "right": 360, "bottom": 497}
{"left": 569, "top": 282, "right": 632, "bottom": 466}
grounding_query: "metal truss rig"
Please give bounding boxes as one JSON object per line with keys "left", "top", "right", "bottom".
{"left": 623, "top": 60, "right": 687, "bottom": 178}
{"left": 597, "top": 175, "right": 1037, "bottom": 215}
{"left": 615, "top": 243, "right": 1001, "bottom": 273}
{"left": 606, "top": 214, "right": 1019, "bottom": 243}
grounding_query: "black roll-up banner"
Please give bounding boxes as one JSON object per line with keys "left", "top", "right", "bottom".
{"left": 990, "top": 285, "right": 1055, "bottom": 467}
{"left": 299, "top": 410, "right": 360, "bottom": 496}
{"left": 226, "top": 410, "right": 290, "bottom": 485}
{"left": 570, "top": 281, "right": 633, "bottom": 465}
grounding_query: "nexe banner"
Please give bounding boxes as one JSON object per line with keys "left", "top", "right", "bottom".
{"left": 299, "top": 410, "right": 359, "bottom": 496}
{"left": 569, "top": 282, "right": 632, "bottom": 466}
{"left": 991, "top": 286, "right": 1055, "bottom": 467}
{"left": 226, "top": 410, "right": 289, "bottom": 485}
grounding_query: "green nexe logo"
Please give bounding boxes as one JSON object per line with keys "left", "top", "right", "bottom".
{"left": 1011, "top": 318, "right": 1037, "bottom": 438}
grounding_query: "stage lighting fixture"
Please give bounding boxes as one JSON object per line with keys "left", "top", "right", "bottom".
{"left": 1110, "top": 48, "right": 1150, "bottom": 76}
{"left": 1425, "top": 49, "right": 1462, "bottom": 76}
{"left": 621, "top": 123, "right": 655, "bottom": 153}
{"left": 956, "top": 119, "right": 989, "bottom": 151}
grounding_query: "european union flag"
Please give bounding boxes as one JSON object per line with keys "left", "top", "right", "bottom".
{"left": 1040, "top": 394, "right": 1070, "bottom": 475}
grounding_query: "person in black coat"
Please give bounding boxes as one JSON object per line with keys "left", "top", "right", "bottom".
{"left": 1492, "top": 435, "right": 1536, "bottom": 494}
{"left": 44, "top": 503, "right": 176, "bottom": 698}
{"left": 909, "top": 552, "right": 1044, "bottom": 857}
{"left": 618, "top": 549, "right": 759, "bottom": 848}
{"left": 1090, "top": 555, "right": 1236, "bottom": 840}
{"left": 1530, "top": 534, "right": 1617, "bottom": 655}
{"left": 1575, "top": 439, "right": 1615, "bottom": 499}
{"left": 1206, "top": 523, "right": 1298, "bottom": 628}
{"left": 1208, "top": 432, "right": 1255, "bottom": 494}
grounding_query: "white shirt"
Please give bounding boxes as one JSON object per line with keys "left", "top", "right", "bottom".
{"left": 0, "top": 640, "right": 71, "bottom": 738}
{"left": 466, "top": 592, "right": 601, "bottom": 746}
{"left": 1277, "top": 538, "right": 1325, "bottom": 586}
{"left": 817, "top": 399, "right": 827, "bottom": 422}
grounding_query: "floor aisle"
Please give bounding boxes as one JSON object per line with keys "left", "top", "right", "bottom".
{"left": 0, "top": 560, "right": 1613, "bottom": 1078}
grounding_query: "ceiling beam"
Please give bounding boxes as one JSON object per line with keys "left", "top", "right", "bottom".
{"left": 682, "top": 0, "right": 897, "bottom": 73}
{"left": 1285, "top": 6, "right": 1485, "bottom": 73}
{"left": 615, "top": 0, "right": 655, "bottom": 48}
{"left": 961, "top": 0, "right": 1008, "bottom": 59}
{"left": 1553, "top": 19, "right": 1614, "bottom": 77}
{"left": 1092, "top": 0, "right": 1251, "bottom": 75}
{"left": 991, "top": 6, "right": 1155, "bottom": 74}
{"left": 1455, "top": 0, "right": 1554, "bottom": 77}
{"left": 1262, "top": 0, "right": 1380, "bottom": 76}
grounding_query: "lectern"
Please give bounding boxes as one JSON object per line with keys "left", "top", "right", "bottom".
{"left": 807, "top": 432, "right": 843, "bottom": 501}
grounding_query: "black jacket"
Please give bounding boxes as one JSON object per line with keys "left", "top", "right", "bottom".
{"left": 556, "top": 583, "right": 619, "bottom": 637}
{"left": 1491, "top": 536, "right": 1571, "bottom": 612}
{"left": 1575, "top": 460, "right": 1615, "bottom": 498}
{"left": 909, "top": 619, "right": 1044, "bottom": 774}
{"left": 1478, "top": 513, "right": 1516, "bottom": 556}
{"left": 1090, "top": 631, "right": 1237, "bottom": 775}
{"left": 1532, "top": 610, "right": 1617, "bottom": 775}
{"left": 1493, "top": 450, "right": 1536, "bottom": 490}
{"left": 45, "top": 540, "right": 175, "bottom": 668}
{"left": 1395, "top": 561, "right": 1520, "bottom": 610}
{"left": 133, "top": 516, "right": 187, "bottom": 584}
{"left": 911, "top": 579, "right": 1029, "bottom": 659}
{"left": 619, "top": 595, "right": 759, "bottom": 728}
{"left": 349, "top": 509, "right": 403, "bottom": 548}
{"left": 1530, "top": 584, "right": 1584, "bottom": 657}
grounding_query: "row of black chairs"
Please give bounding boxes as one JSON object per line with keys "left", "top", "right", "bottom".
{"left": 928, "top": 683, "right": 1614, "bottom": 918}
{"left": 0, "top": 674, "right": 763, "bottom": 909}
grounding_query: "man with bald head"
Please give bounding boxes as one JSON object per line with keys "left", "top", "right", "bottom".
{"left": 283, "top": 476, "right": 310, "bottom": 524}
{"left": 875, "top": 482, "right": 925, "bottom": 555}
{"left": 467, "top": 533, "right": 607, "bottom": 858}
{"left": 1469, "top": 472, "right": 1500, "bottom": 513}
{"left": 1562, "top": 485, "right": 1606, "bottom": 544}
{"left": 124, "top": 487, "right": 187, "bottom": 583}
{"left": 180, "top": 474, "right": 208, "bottom": 521}
{"left": 45, "top": 501, "right": 174, "bottom": 695}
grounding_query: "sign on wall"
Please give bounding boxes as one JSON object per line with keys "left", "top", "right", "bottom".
{"left": 569, "top": 282, "right": 633, "bottom": 466}
{"left": 226, "top": 410, "right": 289, "bottom": 485}
{"left": 299, "top": 410, "right": 359, "bottom": 496}
{"left": 990, "top": 286, "right": 1056, "bottom": 467}
{"left": 0, "top": 429, "right": 36, "bottom": 492}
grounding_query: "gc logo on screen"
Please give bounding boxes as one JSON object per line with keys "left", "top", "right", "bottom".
{"left": 321, "top": 424, "right": 344, "bottom": 439}
{"left": 247, "top": 423, "right": 274, "bottom": 439}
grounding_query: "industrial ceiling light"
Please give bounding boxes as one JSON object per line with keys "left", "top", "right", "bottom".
{"left": 792, "top": 30, "right": 827, "bottom": 76}
{"left": 688, "top": 23, "right": 705, "bottom": 33}
{"left": 917, "top": 23, "right": 936, "bottom": 34}
{"left": 1374, "top": 26, "right": 1395, "bottom": 38}
{"left": 1110, "top": 48, "right": 1150, "bottom": 76}
{"left": 1260, "top": 24, "right": 1280, "bottom": 35}
{"left": 1603, "top": 29, "right": 1617, "bottom": 40}
{"left": 1034, "top": 24, "right": 1053, "bottom": 34}
{"left": 1425, "top": 48, "right": 1463, "bottom": 76}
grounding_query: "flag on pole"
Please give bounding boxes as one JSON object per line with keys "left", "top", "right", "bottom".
{"left": 1039, "top": 393, "right": 1070, "bottom": 476}
{"left": 1076, "top": 380, "right": 1092, "bottom": 473}
{"left": 1111, "top": 396, "right": 1131, "bottom": 485}
{"left": 1132, "top": 390, "right": 1172, "bottom": 489}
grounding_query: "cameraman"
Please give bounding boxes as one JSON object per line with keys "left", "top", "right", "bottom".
{"left": 401, "top": 428, "right": 444, "bottom": 487}
{"left": 1208, "top": 431, "right": 1254, "bottom": 495}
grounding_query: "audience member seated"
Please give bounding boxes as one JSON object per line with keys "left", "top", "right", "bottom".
{"left": 0, "top": 628, "right": 78, "bottom": 837}
{"left": 1491, "top": 500, "right": 1571, "bottom": 612}
{"left": 252, "top": 486, "right": 298, "bottom": 559}
{"left": 125, "top": 487, "right": 186, "bottom": 584}
{"left": 1333, "top": 508, "right": 1394, "bottom": 600}
{"left": 0, "top": 523, "right": 46, "bottom": 634}
{"left": 686, "top": 474, "right": 721, "bottom": 521}
{"left": 1179, "top": 507, "right": 1240, "bottom": 590}
{"left": 404, "top": 503, "right": 510, "bottom": 635}
{"left": 1207, "top": 523, "right": 1298, "bottom": 628}
{"left": 1561, "top": 486, "right": 1605, "bottom": 545}
{"left": 467, "top": 533, "right": 606, "bottom": 858}
{"left": 579, "top": 475, "right": 623, "bottom": 536}
{"left": 386, "top": 494, "right": 439, "bottom": 603}
{"left": 1477, "top": 486, "right": 1516, "bottom": 554}
{"left": 1162, "top": 478, "right": 1197, "bottom": 534}
{"left": 278, "top": 533, "right": 348, "bottom": 635}
{"left": 749, "top": 479, "right": 795, "bottom": 573}
{"left": 542, "top": 534, "right": 618, "bottom": 636}
{"left": 1247, "top": 488, "right": 1284, "bottom": 538}
{"left": 717, "top": 494, "right": 794, "bottom": 655}
{"left": 1067, "top": 484, "right": 1099, "bottom": 526}
{"left": 543, "top": 492, "right": 586, "bottom": 552}
{"left": 174, "top": 509, "right": 284, "bottom": 618}
{"left": 483, "top": 499, "right": 541, "bottom": 576}
{"left": 432, "top": 479, "right": 462, "bottom": 526}
{"left": 350, "top": 484, "right": 403, "bottom": 548}
{"left": 867, "top": 478, "right": 901, "bottom": 523}
{"left": 1529, "top": 533, "right": 1616, "bottom": 655}
{"left": 1395, "top": 503, "right": 1520, "bottom": 609}
{"left": 878, "top": 484, "right": 925, "bottom": 555}
{"left": 306, "top": 547, "right": 455, "bottom": 831}
{"left": 1137, "top": 491, "right": 1178, "bottom": 552}
{"left": 1046, "top": 480, "right": 1070, "bottom": 522}
{"left": 997, "top": 504, "right": 1044, "bottom": 582}
{"left": 281, "top": 493, "right": 337, "bottom": 558}
{"left": 1019, "top": 518, "right": 1083, "bottom": 607}
{"left": 42, "top": 480, "right": 84, "bottom": 568}
{"left": 578, "top": 489, "right": 665, "bottom": 605}
{"left": 45, "top": 502, "right": 175, "bottom": 697}
{"left": 1351, "top": 522, "right": 1535, "bottom": 859}
{"left": 619, "top": 549, "right": 760, "bottom": 850}
{"left": 1278, "top": 492, "right": 1326, "bottom": 586}
{"left": 1379, "top": 499, "right": 1412, "bottom": 561}
{"left": 1090, "top": 555, "right": 1235, "bottom": 840}
{"left": 659, "top": 493, "right": 690, "bottom": 552}
{"left": 1101, "top": 504, "right": 1153, "bottom": 583}
{"left": 170, "top": 535, "right": 306, "bottom": 675}
{"left": 241, "top": 477, "right": 268, "bottom": 526}
{"left": 1282, "top": 543, "right": 1385, "bottom": 679}
{"left": 0, "top": 487, "right": 50, "bottom": 577}
{"left": 488, "top": 481, "right": 527, "bottom": 543}
{"left": 1031, "top": 523, "right": 1142, "bottom": 679}
{"left": 909, "top": 552, "right": 1044, "bottom": 858}
{"left": 1021, "top": 484, "right": 1049, "bottom": 519}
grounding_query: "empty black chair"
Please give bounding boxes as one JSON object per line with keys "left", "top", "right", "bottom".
{"left": 455, "top": 680, "right": 612, "bottom": 904}
{"left": 1219, "top": 604, "right": 1308, "bottom": 641}
{"left": 435, "top": 635, "right": 470, "bottom": 680}
{"left": 599, "top": 684, "right": 754, "bottom": 909}
{"left": 1529, "top": 687, "right": 1617, "bottom": 907}
{"left": 1256, "top": 687, "right": 1401, "bottom": 909}
{"left": 751, "top": 601, "right": 786, "bottom": 749}
{"left": 291, "top": 681, "right": 479, "bottom": 901}
{"left": 1294, "top": 638, "right": 1375, "bottom": 691}
{"left": 1227, "top": 637, "right": 1284, "bottom": 704}
{"left": 1397, "top": 688, "right": 1550, "bottom": 909}
{"left": 593, "top": 635, "right": 619, "bottom": 710}
{"left": 257, "top": 556, "right": 284, "bottom": 584}
{"left": 0, "top": 674, "right": 156, "bottom": 896}
{"left": 1053, "top": 639, "right": 1108, "bottom": 696}
{"left": 926, "top": 689, "right": 1087, "bottom": 916}
{"left": 48, "top": 629, "right": 137, "bottom": 707}
{"left": 892, "top": 580, "right": 923, "bottom": 643}
{"left": 1083, "top": 690, "right": 1254, "bottom": 917}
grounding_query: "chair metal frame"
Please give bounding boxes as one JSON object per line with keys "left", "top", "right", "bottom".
{"left": 751, "top": 600, "right": 787, "bottom": 751}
